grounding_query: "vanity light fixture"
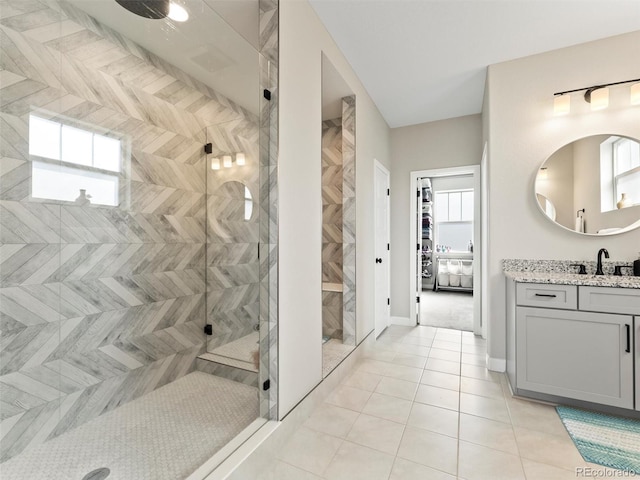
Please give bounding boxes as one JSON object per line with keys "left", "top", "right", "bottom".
{"left": 222, "top": 155, "right": 232, "bottom": 168}
{"left": 631, "top": 83, "right": 640, "bottom": 106}
{"left": 210, "top": 158, "right": 220, "bottom": 170}
{"left": 553, "top": 77, "right": 640, "bottom": 114}
{"left": 586, "top": 86, "right": 609, "bottom": 111}
{"left": 538, "top": 167, "right": 548, "bottom": 180}
{"left": 553, "top": 95, "right": 570, "bottom": 115}
{"left": 235, "top": 153, "right": 246, "bottom": 166}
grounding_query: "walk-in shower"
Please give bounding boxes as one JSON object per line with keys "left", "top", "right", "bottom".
{"left": 0, "top": 0, "right": 278, "bottom": 477}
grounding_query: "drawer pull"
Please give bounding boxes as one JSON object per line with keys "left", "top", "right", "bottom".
{"left": 625, "top": 324, "right": 631, "bottom": 353}
{"left": 534, "top": 293, "right": 557, "bottom": 298}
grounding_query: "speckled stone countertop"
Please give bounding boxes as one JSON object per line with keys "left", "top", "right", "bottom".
{"left": 503, "top": 259, "right": 640, "bottom": 289}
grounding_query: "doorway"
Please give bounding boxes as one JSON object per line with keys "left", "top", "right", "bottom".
{"left": 410, "top": 166, "right": 481, "bottom": 335}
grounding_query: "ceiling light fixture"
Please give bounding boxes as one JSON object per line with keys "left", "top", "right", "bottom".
{"left": 168, "top": 2, "right": 189, "bottom": 22}
{"left": 553, "top": 77, "right": 640, "bottom": 114}
{"left": 114, "top": 0, "right": 170, "bottom": 19}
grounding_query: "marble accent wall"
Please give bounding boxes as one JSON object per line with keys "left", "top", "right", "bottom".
{"left": 341, "top": 96, "right": 356, "bottom": 346}
{"left": 0, "top": 0, "right": 266, "bottom": 461}
{"left": 322, "top": 118, "right": 343, "bottom": 285}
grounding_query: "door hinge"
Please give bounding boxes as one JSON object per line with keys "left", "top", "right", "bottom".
{"left": 387, "top": 188, "right": 390, "bottom": 196}
{"left": 387, "top": 298, "right": 390, "bottom": 306}
{"left": 257, "top": 242, "right": 260, "bottom": 259}
{"left": 416, "top": 296, "right": 420, "bottom": 303}
{"left": 417, "top": 243, "right": 420, "bottom": 251}
{"left": 263, "top": 379, "right": 270, "bottom": 391}
{"left": 387, "top": 243, "right": 390, "bottom": 250}
{"left": 263, "top": 89, "right": 272, "bottom": 101}
{"left": 417, "top": 190, "right": 420, "bottom": 198}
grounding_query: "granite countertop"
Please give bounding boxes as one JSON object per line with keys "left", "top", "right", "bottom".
{"left": 503, "top": 270, "right": 640, "bottom": 289}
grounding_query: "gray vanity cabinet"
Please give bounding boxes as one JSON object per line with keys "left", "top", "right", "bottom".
{"left": 515, "top": 307, "right": 634, "bottom": 409}
{"left": 507, "top": 280, "right": 639, "bottom": 411}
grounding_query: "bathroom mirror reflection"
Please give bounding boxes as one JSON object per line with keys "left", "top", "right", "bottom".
{"left": 535, "top": 134, "right": 640, "bottom": 235}
{"left": 321, "top": 53, "right": 356, "bottom": 378}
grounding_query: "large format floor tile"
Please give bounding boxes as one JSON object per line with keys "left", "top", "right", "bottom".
{"left": 258, "top": 326, "right": 625, "bottom": 480}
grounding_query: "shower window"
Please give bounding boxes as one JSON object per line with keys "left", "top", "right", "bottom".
{"left": 29, "top": 113, "right": 122, "bottom": 206}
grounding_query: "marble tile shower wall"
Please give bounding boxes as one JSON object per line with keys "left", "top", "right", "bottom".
{"left": 341, "top": 96, "right": 356, "bottom": 346}
{"left": 0, "top": 0, "right": 261, "bottom": 462}
{"left": 321, "top": 118, "right": 343, "bottom": 286}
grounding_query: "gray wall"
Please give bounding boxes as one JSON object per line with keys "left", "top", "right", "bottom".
{"left": 390, "top": 115, "right": 482, "bottom": 319}
{"left": 0, "top": 0, "right": 260, "bottom": 461}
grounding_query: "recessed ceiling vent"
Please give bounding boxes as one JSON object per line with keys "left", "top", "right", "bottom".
{"left": 114, "top": 0, "right": 170, "bottom": 19}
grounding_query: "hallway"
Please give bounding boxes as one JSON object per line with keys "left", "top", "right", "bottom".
{"left": 258, "top": 325, "right": 605, "bottom": 480}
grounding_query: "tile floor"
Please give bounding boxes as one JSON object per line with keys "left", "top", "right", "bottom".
{"left": 258, "top": 325, "right": 624, "bottom": 480}
{"left": 323, "top": 339, "right": 356, "bottom": 377}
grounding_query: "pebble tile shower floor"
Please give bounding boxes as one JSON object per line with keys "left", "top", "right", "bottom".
{"left": 0, "top": 372, "right": 258, "bottom": 480}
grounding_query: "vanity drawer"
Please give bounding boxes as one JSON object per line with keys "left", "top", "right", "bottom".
{"left": 516, "top": 283, "right": 577, "bottom": 310}
{"left": 579, "top": 286, "right": 640, "bottom": 315}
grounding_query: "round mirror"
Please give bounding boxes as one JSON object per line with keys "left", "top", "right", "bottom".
{"left": 535, "top": 134, "right": 640, "bottom": 235}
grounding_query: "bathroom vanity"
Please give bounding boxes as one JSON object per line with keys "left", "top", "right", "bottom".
{"left": 504, "top": 263, "right": 640, "bottom": 413}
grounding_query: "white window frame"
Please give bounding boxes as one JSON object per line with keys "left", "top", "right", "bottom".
{"left": 612, "top": 137, "right": 640, "bottom": 208}
{"left": 29, "top": 113, "right": 123, "bottom": 207}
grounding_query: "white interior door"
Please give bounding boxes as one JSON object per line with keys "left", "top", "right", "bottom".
{"left": 374, "top": 160, "right": 390, "bottom": 338}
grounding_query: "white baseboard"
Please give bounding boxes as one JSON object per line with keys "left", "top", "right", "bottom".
{"left": 486, "top": 355, "right": 506, "bottom": 372}
{"left": 390, "top": 316, "right": 414, "bottom": 326}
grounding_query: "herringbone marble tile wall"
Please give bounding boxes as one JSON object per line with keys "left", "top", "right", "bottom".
{"left": 321, "top": 118, "right": 343, "bottom": 286}
{"left": 342, "top": 96, "right": 356, "bottom": 346}
{"left": 0, "top": 0, "right": 275, "bottom": 462}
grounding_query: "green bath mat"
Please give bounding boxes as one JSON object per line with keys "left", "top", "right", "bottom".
{"left": 556, "top": 406, "right": 640, "bottom": 475}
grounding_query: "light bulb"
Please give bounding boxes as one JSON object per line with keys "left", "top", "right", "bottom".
{"left": 223, "top": 155, "right": 232, "bottom": 168}
{"left": 236, "top": 153, "right": 245, "bottom": 166}
{"left": 590, "top": 87, "right": 609, "bottom": 111}
{"left": 631, "top": 83, "right": 640, "bottom": 106}
{"left": 553, "top": 95, "right": 570, "bottom": 115}
{"left": 210, "top": 158, "right": 220, "bottom": 170}
{"left": 168, "top": 3, "right": 189, "bottom": 22}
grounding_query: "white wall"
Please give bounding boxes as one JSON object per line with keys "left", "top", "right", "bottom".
{"left": 389, "top": 115, "right": 482, "bottom": 319}
{"left": 279, "top": 0, "right": 390, "bottom": 418}
{"left": 485, "top": 30, "right": 640, "bottom": 367}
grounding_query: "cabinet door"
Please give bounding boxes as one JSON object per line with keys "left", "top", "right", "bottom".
{"left": 516, "top": 307, "right": 634, "bottom": 409}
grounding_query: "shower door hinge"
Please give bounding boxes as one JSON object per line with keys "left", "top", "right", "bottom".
{"left": 263, "top": 379, "right": 270, "bottom": 391}
{"left": 263, "top": 89, "right": 272, "bottom": 101}
{"left": 204, "top": 324, "right": 212, "bottom": 335}
{"left": 204, "top": 143, "right": 213, "bottom": 154}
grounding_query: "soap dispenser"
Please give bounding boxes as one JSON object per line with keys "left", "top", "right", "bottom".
{"left": 634, "top": 252, "right": 640, "bottom": 276}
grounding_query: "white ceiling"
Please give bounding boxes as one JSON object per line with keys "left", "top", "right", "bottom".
{"left": 69, "top": 0, "right": 260, "bottom": 115}
{"left": 309, "top": 1, "right": 640, "bottom": 128}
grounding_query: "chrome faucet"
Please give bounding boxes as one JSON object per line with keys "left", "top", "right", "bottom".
{"left": 595, "top": 248, "right": 609, "bottom": 275}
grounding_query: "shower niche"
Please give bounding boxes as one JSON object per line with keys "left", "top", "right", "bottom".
{"left": 321, "top": 54, "right": 356, "bottom": 377}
